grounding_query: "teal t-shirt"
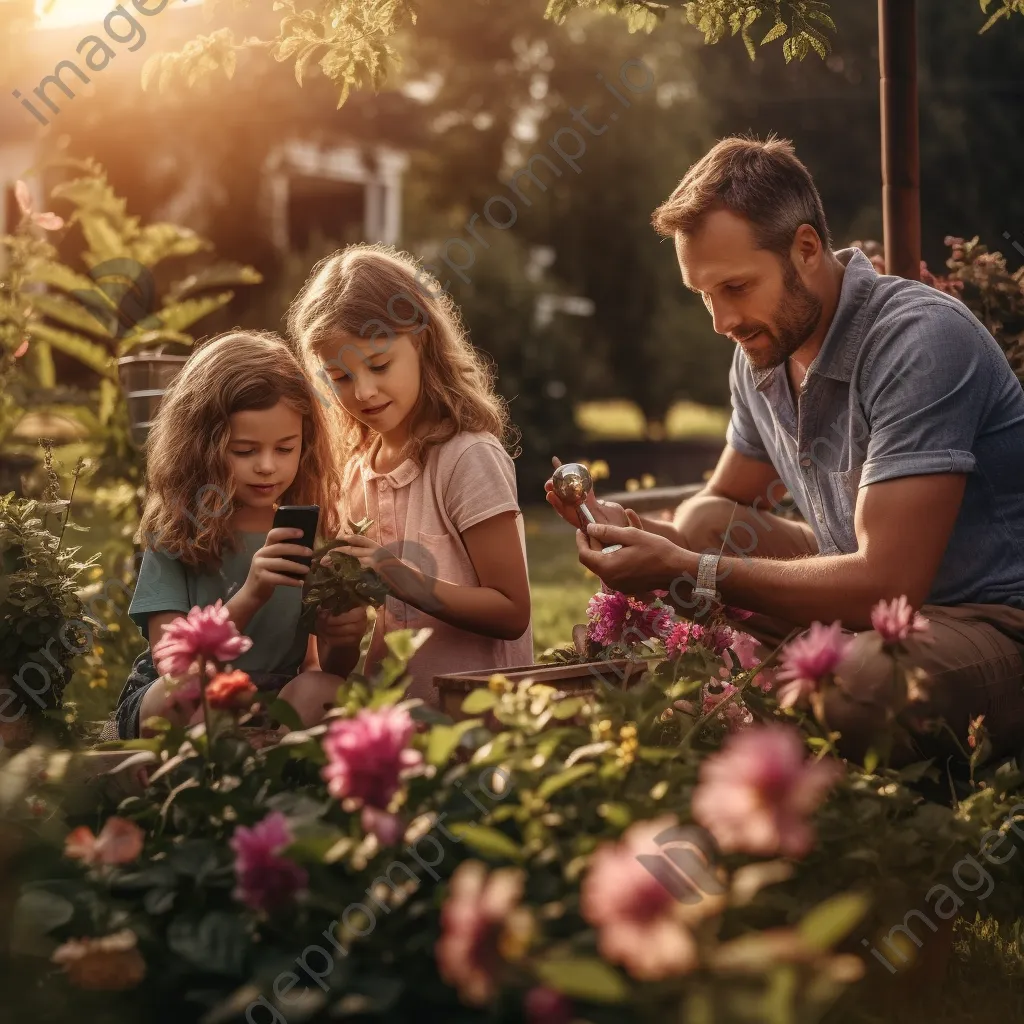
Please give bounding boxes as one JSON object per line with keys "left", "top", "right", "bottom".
{"left": 128, "top": 532, "right": 307, "bottom": 675}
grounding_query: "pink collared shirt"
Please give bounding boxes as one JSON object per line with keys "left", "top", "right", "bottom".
{"left": 342, "top": 430, "right": 534, "bottom": 703}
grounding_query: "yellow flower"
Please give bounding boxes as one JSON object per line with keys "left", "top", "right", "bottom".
{"left": 488, "top": 674, "right": 511, "bottom": 694}
{"left": 589, "top": 460, "right": 610, "bottom": 481}
{"left": 640, "top": 474, "right": 656, "bottom": 489}
{"left": 625, "top": 478, "right": 640, "bottom": 492}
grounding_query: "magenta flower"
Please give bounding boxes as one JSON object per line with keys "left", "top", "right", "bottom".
{"left": 581, "top": 816, "right": 725, "bottom": 980}
{"left": 524, "top": 987, "right": 574, "bottom": 1024}
{"left": 692, "top": 725, "right": 840, "bottom": 859}
{"left": 230, "top": 812, "right": 308, "bottom": 913}
{"left": 585, "top": 590, "right": 672, "bottom": 647}
{"left": 870, "top": 596, "right": 930, "bottom": 645}
{"left": 775, "top": 621, "right": 853, "bottom": 708}
{"left": 321, "top": 706, "right": 423, "bottom": 811}
{"left": 436, "top": 861, "right": 532, "bottom": 1006}
{"left": 152, "top": 601, "right": 252, "bottom": 678}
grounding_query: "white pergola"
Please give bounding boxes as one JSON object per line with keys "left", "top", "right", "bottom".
{"left": 262, "top": 139, "right": 409, "bottom": 252}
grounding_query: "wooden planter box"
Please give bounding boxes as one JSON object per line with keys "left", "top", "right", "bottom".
{"left": 435, "top": 659, "right": 648, "bottom": 721}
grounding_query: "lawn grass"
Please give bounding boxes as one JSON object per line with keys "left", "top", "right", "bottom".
{"left": 576, "top": 399, "right": 730, "bottom": 440}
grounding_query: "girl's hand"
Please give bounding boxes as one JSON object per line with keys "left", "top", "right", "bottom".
{"left": 316, "top": 606, "right": 369, "bottom": 649}
{"left": 333, "top": 535, "right": 442, "bottom": 614}
{"left": 241, "top": 527, "right": 314, "bottom": 604}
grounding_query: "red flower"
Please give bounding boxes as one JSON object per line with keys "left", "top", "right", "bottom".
{"left": 65, "top": 817, "right": 144, "bottom": 866}
{"left": 206, "top": 670, "right": 257, "bottom": 711}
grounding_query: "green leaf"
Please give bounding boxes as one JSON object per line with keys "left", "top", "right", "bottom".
{"left": 537, "top": 763, "right": 596, "bottom": 801}
{"left": 798, "top": 893, "right": 870, "bottom": 952}
{"left": 447, "top": 823, "right": 521, "bottom": 861}
{"left": 637, "top": 746, "right": 680, "bottom": 763}
{"left": 26, "top": 323, "right": 116, "bottom": 378}
{"left": 534, "top": 958, "right": 628, "bottom": 1003}
{"left": 264, "top": 697, "right": 303, "bottom": 732}
{"left": 167, "top": 911, "right": 249, "bottom": 976}
{"left": 10, "top": 889, "right": 74, "bottom": 956}
{"left": 549, "top": 697, "right": 584, "bottom": 719}
{"left": 426, "top": 719, "right": 483, "bottom": 766}
{"left": 156, "top": 293, "right": 234, "bottom": 334}
{"left": 461, "top": 688, "right": 497, "bottom": 715}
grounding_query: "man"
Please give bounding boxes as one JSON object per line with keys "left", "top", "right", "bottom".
{"left": 547, "top": 135, "right": 1024, "bottom": 765}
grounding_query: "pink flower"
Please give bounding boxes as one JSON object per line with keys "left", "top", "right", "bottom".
{"left": 152, "top": 601, "right": 253, "bottom": 678}
{"left": 870, "top": 596, "right": 930, "bottom": 645}
{"left": 724, "top": 606, "right": 754, "bottom": 621}
{"left": 702, "top": 684, "right": 753, "bottom": 732}
{"left": 705, "top": 624, "right": 735, "bottom": 655}
{"left": 775, "top": 621, "right": 853, "bottom": 708}
{"left": 161, "top": 676, "right": 201, "bottom": 716}
{"left": 580, "top": 816, "right": 723, "bottom": 980}
{"left": 664, "top": 620, "right": 705, "bottom": 657}
{"left": 13, "top": 338, "right": 29, "bottom": 359}
{"left": 361, "top": 806, "right": 405, "bottom": 845}
{"left": 436, "top": 861, "right": 532, "bottom": 1006}
{"left": 726, "top": 631, "right": 776, "bottom": 691}
{"left": 692, "top": 725, "right": 840, "bottom": 859}
{"left": 230, "top": 812, "right": 308, "bottom": 912}
{"left": 585, "top": 590, "right": 673, "bottom": 648}
{"left": 64, "top": 817, "right": 144, "bottom": 866}
{"left": 524, "top": 987, "right": 573, "bottom": 1024}
{"left": 15, "top": 179, "right": 64, "bottom": 231}
{"left": 321, "top": 706, "right": 423, "bottom": 810}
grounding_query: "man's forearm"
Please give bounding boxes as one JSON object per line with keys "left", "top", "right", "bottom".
{"left": 668, "top": 547, "right": 891, "bottom": 632}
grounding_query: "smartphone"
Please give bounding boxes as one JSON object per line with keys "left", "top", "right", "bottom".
{"left": 272, "top": 505, "right": 320, "bottom": 576}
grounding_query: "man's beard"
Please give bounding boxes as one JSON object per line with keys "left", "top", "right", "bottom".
{"left": 736, "top": 262, "right": 822, "bottom": 370}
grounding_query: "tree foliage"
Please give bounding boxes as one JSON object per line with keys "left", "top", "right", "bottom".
{"left": 130, "top": 0, "right": 1024, "bottom": 109}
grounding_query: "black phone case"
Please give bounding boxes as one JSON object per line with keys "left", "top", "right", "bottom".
{"left": 272, "top": 505, "right": 320, "bottom": 572}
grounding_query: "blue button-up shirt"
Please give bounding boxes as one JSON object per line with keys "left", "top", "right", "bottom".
{"left": 727, "top": 247, "right": 1024, "bottom": 608}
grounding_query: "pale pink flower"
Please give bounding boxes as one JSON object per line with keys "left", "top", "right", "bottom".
{"left": 152, "top": 601, "right": 252, "bottom": 678}
{"left": 580, "top": 816, "right": 723, "bottom": 980}
{"left": 64, "top": 817, "right": 144, "bottom": 866}
{"left": 775, "top": 621, "right": 853, "bottom": 708}
{"left": 436, "top": 861, "right": 532, "bottom": 1006}
{"left": 230, "top": 812, "right": 308, "bottom": 912}
{"left": 725, "top": 631, "right": 775, "bottom": 691}
{"left": 15, "top": 179, "right": 64, "bottom": 231}
{"left": 321, "top": 706, "right": 423, "bottom": 811}
{"left": 13, "top": 338, "right": 29, "bottom": 359}
{"left": 51, "top": 930, "right": 145, "bottom": 990}
{"left": 870, "top": 596, "right": 930, "bottom": 645}
{"left": 692, "top": 725, "right": 840, "bottom": 859}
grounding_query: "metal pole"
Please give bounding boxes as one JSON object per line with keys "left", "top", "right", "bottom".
{"left": 878, "top": 0, "right": 921, "bottom": 280}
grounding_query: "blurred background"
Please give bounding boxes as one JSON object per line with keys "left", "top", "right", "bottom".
{"left": 1, "top": 0, "right": 1022, "bottom": 722}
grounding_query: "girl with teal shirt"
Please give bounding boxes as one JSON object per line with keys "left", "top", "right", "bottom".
{"left": 112, "top": 330, "right": 368, "bottom": 738}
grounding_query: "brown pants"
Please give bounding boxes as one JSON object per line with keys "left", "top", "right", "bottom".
{"left": 673, "top": 495, "right": 1024, "bottom": 766}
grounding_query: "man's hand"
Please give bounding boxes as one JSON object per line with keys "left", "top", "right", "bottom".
{"left": 545, "top": 455, "right": 630, "bottom": 551}
{"left": 316, "top": 606, "right": 368, "bottom": 649}
{"left": 576, "top": 516, "right": 693, "bottom": 596}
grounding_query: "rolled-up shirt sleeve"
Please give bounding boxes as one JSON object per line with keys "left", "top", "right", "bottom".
{"left": 726, "top": 349, "right": 772, "bottom": 462}
{"left": 859, "top": 304, "right": 985, "bottom": 487}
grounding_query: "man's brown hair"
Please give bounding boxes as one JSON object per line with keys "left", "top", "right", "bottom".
{"left": 651, "top": 135, "right": 831, "bottom": 255}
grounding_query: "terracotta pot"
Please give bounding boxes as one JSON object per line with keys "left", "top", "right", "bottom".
{"left": 434, "top": 658, "right": 648, "bottom": 722}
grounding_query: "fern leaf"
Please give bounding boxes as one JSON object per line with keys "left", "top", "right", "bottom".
{"left": 27, "top": 323, "right": 116, "bottom": 379}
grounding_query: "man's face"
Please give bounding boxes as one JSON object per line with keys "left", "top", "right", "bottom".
{"left": 675, "top": 209, "right": 822, "bottom": 371}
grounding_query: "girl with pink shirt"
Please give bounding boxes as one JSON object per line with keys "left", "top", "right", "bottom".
{"left": 287, "top": 244, "right": 533, "bottom": 704}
